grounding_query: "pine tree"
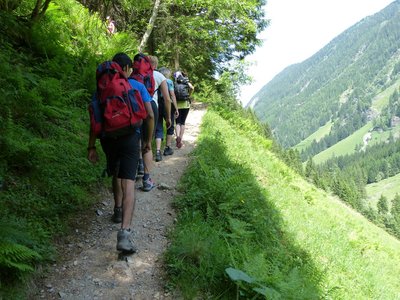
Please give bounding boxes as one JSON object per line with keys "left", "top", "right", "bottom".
{"left": 377, "top": 194, "right": 389, "bottom": 215}
{"left": 391, "top": 194, "right": 400, "bottom": 222}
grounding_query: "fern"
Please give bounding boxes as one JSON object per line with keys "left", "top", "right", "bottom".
{"left": 0, "top": 242, "right": 41, "bottom": 273}
{"left": 0, "top": 218, "right": 42, "bottom": 280}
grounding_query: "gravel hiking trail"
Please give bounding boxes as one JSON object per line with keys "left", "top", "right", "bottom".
{"left": 30, "top": 103, "right": 206, "bottom": 300}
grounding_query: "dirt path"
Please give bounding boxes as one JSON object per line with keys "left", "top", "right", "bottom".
{"left": 31, "top": 104, "right": 206, "bottom": 300}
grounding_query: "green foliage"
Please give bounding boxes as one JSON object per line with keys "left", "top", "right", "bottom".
{"left": 378, "top": 194, "right": 389, "bottom": 214}
{"left": 150, "top": 0, "right": 268, "bottom": 85}
{"left": 0, "top": 1, "right": 125, "bottom": 295}
{"left": 392, "top": 194, "right": 400, "bottom": 222}
{"left": 225, "top": 267, "right": 281, "bottom": 299}
{"left": 0, "top": 217, "right": 42, "bottom": 281}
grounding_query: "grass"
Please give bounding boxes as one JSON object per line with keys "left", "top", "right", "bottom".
{"left": 167, "top": 108, "right": 400, "bottom": 299}
{"left": 366, "top": 172, "right": 400, "bottom": 208}
{"left": 313, "top": 123, "right": 372, "bottom": 164}
{"left": 294, "top": 120, "right": 333, "bottom": 152}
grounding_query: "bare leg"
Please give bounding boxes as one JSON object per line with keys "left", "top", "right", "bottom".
{"left": 120, "top": 178, "right": 136, "bottom": 229}
{"left": 143, "top": 149, "right": 153, "bottom": 174}
{"left": 155, "top": 137, "right": 162, "bottom": 152}
{"left": 175, "top": 124, "right": 181, "bottom": 139}
{"left": 179, "top": 125, "right": 186, "bottom": 141}
{"left": 166, "top": 134, "right": 173, "bottom": 147}
{"left": 112, "top": 176, "right": 122, "bottom": 208}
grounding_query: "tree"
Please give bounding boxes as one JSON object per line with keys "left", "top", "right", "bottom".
{"left": 138, "top": 0, "right": 161, "bottom": 52}
{"left": 31, "top": 0, "right": 52, "bottom": 21}
{"left": 151, "top": 0, "right": 268, "bottom": 82}
{"left": 391, "top": 193, "right": 400, "bottom": 222}
{"left": 377, "top": 194, "right": 389, "bottom": 215}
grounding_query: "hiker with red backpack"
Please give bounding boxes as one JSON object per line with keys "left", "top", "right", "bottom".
{"left": 130, "top": 54, "right": 171, "bottom": 191}
{"left": 87, "top": 52, "right": 152, "bottom": 254}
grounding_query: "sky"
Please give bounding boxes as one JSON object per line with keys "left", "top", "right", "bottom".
{"left": 240, "top": 0, "right": 395, "bottom": 106}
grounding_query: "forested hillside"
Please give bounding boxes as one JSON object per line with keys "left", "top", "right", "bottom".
{"left": 248, "top": 0, "right": 400, "bottom": 248}
{"left": 249, "top": 0, "right": 400, "bottom": 150}
{"left": 0, "top": 0, "right": 266, "bottom": 297}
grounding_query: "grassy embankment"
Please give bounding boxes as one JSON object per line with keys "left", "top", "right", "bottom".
{"left": 166, "top": 104, "right": 400, "bottom": 299}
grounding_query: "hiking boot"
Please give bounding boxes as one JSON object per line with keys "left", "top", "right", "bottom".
{"left": 112, "top": 207, "right": 122, "bottom": 223}
{"left": 116, "top": 229, "right": 137, "bottom": 253}
{"left": 137, "top": 161, "right": 144, "bottom": 176}
{"left": 155, "top": 150, "right": 162, "bottom": 162}
{"left": 176, "top": 137, "right": 183, "bottom": 149}
{"left": 163, "top": 146, "right": 174, "bottom": 156}
{"left": 142, "top": 178, "right": 155, "bottom": 192}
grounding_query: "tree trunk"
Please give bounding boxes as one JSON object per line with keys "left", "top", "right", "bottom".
{"left": 31, "top": 0, "right": 42, "bottom": 20}
{"left": 31, "top": 0, "right": 52, "bottom": 21}
{"left": 138, "top": 0, "right": 161, "bottom": 53}
{"left": 174, "top": 31, "right": 180, "bottom": 70}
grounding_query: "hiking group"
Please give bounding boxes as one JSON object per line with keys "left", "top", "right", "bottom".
{"left": 87, "top": 52, "right": 194, "bottom": 253}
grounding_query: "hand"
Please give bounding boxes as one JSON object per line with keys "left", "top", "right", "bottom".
{"left": 87, "top": 149, "right": 99, "bottom": 164}
{"left": 174, "top": 110, "right": 179, "bottom": 119}
{"left": 142, "top": 142, "right": 151, "bottom": 154}
{"left": 166, "top": 118, "right": 172, "bottom": 129}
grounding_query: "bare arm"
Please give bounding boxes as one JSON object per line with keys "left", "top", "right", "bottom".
{"left": 160, "top": 80, "right": 171, "bottom": 128}
{"left": 87, "top": 130, "right": 99, "bottom": 163}
{"left": 170, "top": 89, "right": 179, "bottom": 118}
{"left": 143, "top": 101, "right": 154, "bottom": 154}
{"left": 188, "top": 82, "right": 194, "bottom": 95}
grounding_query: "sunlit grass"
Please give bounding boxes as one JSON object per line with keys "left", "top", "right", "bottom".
{"left": 168, "top": 108, "right": 400, "bottom": 299}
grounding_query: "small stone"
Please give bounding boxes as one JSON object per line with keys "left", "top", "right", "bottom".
{"left": 158, "top": 183, "right": 172, "bottom": 190}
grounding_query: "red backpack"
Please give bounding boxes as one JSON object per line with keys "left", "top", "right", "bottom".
{"left": 89, "top": 61, "right": 147, "bottom": 138}
{"left": 130, "top": 53, "right": 156, "bottom": 97}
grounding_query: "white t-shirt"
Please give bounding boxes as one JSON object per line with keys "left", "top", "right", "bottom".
{"left": 152, "top": 70, "right": 166, "bottom": 105}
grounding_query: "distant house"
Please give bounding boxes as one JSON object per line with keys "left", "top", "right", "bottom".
{"left": 390, "top": 116, "right": 400, "bottom": 127}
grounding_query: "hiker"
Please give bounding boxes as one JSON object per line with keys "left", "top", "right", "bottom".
{"left": 87, "top": 52, "right": 151, "bottom": 254}
{"left": 137, "top": 55, "right": 171, "bottom": 191}
{"left": 174, "top": 70, "right": 194, "bottom": 149}
{"left": 130, "top": 53, "right": 155, "bottom": 185}
{"left": 156, "top": 67, "right": 179, "bottom": 158}
{"left": 106, "top": 16, "right": 116, "bottom": 35}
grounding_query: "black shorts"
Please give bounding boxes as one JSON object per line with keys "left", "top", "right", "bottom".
{"left": 100, "top": 132, "right": 140, "bottom": 180}
{"left": 176, "top": 108, "right": 190, "bottom": 125}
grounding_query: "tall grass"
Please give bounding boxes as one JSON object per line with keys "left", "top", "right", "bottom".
{"left": 166, "top": 106, "right": 400, "bottom": 299}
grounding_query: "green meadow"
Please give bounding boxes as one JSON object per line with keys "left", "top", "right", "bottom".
{"left": 294, "top": 121, "right": 333, "bottom": 153}
{"left": 366, "top": 173, "right": 400, "bottom": 208}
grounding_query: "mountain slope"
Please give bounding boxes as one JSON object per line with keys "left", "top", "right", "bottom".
{"left": 249, "top": 0, "right": 400, "bottom": 149}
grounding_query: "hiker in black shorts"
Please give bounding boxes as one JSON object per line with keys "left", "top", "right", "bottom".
{"left": 87, "top": 53, "right": 146, "bottom": 254}
{"left": 174, "top": 71, "right": 194, "bottom": 148}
